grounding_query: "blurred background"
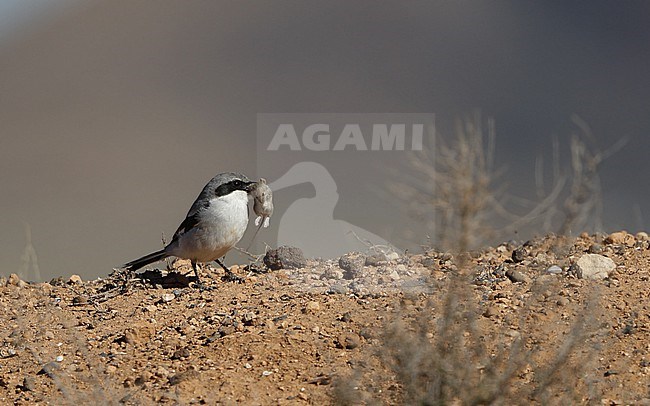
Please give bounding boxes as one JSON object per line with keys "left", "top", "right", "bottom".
{"left": 1, "top": 1, "right": 649, "bottom": 281}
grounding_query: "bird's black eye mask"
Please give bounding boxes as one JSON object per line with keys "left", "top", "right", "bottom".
{"left": 214, "top": 179, "right": 252, "bottom": 197}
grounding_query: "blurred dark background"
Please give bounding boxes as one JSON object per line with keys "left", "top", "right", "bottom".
{"left": 1, "top": 1, "right": 649, "bottom": 280}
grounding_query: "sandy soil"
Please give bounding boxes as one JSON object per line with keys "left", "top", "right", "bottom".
{"left": 1, "top": 231, "right": 649, "bottom": 405}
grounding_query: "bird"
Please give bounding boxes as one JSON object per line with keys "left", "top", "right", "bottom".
{"left": 122, "top": 172, "right": 257, "bottom": 282}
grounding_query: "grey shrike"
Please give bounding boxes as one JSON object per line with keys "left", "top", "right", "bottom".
{"left": 123, "top": 172, "right": 256, "bottom": 281}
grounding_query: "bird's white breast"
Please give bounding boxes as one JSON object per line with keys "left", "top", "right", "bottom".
{"left": 173, "top": 190, "right": 249, "bottom": 262}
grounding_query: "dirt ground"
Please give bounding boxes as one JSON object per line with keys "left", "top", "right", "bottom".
{"left": 1, "top": 231, "right": 649, "bottom": 405}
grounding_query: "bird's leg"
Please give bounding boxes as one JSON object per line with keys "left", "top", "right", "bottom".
{"left": 190, "top": 261, "right": 211, "bottom": 290}
{"left": 216, "top": 258, "right": 244, "bottom": 283}
{"left": 191, "top": 260, "right": 201, "bottom": 282}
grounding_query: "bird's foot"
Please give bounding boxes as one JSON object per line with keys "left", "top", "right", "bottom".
{"left": 221, "top": 270, "right": 245, "bottom": 284}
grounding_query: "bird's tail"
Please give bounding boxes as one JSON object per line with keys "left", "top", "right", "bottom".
{"left": 123, "top": 249, "right": 168, "bottom": 272}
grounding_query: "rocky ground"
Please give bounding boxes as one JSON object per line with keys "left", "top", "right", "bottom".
{"left": 1, "top": 231, "right": 649, "bottom": 405}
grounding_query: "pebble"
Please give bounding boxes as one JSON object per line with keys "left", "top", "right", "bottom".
{"left": 635, "top": 231, "right": 649, "bottom": 241}
{"left": 336, "top": 333, "right": 361, "bottom": 349}
{"left": 171, "top": 347, "right": 191, "bottom": 360}
{"left": 264, "top": 246, "right": 307, "bottom": 270}
{"left": 155, "top": 366, "right": 170, "bottom": 379}
{"left": 162, "top": 293, "right": 175, "bottom": 302}
{"left": 546, "top": 265, "right": 563, "bottom": 274}
{"left": 339, "top": 252, "right": 366, "bottom": 279}
{"left": 327, "top": 284, "right": 348, "bottom": 295}
{"left": 21, "top": 376, "right": 36, "bottom": 391}
{"left": 588, "top": 244, "right": 603, "bottom": 254}
{"left": 483, "top": 306, "right": 499, "bottom": 318}
{"left": 575, "top": 254, "right": 615, "bottom": 280}
{"left": 385, "top": 252, "right": 400, "bottom": 261}
{"left": 322, "top": 268, "right": 344, "bottom": 280}
{"left": 511, "top": 247, "right": 526, "bottom": 263}
{"left": 556, "top": 297, "right": 570, "bottom": 306}
{"left": 8, "top": 274, "right": 22, "bottom": 286}
{"left": 420, "top": 257, "right": 437, "bottom": 270}
{"left": 604, "top": 231, "right": 635, "bottom": 247}
{"left": 365, "top": 251, "right": 388, "bottom": 266}
{"left": 169, "top": 369, "right": 199, "bottom": 385}
{"left": 505, "top": 269, "right": 530, "bottom": 283}
{"left": 303, "top": 301, "right": 320, "bottom": 313}
{"left": 68, "top": 275, "right": 82, "bottom": 284}
{"left": 39, "top": 282, "right": 53, "bottom": 296}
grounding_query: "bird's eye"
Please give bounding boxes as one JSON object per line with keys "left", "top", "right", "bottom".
{"left": 233, "top": 180, "right": 242, "bottom": 188}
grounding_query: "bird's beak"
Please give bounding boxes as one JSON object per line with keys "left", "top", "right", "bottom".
{"left": 244, "top": 180, "right": 257, "bottom": 193}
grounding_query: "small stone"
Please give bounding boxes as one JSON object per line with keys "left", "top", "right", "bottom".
{"left": 336, "top": 333, "right": 361, "bottom": 349}
{"left": 546, "top": 265, "right": 563, "bottom": 274}
{"left": 303, "top": 301, "right": 320, "bottom": 313}
{"left": 556, "top": 297, "right": 570, "bottom": 306}
{"left": 420, "top": 257, "right": 437, "bottom": 270}
{"left": 327, "top": 284, "right": 348, "bottom": 295}
{"left": 339, "top": 252, "right": 366, "bottom": 279}
{"left": 38, "top": 361, "right": 60, "bottom": 376}
{"left": 264, "top": 246, "right": 307, "bottom": 270}
{"left": 635, "top": 232, "right": 649, "bottom": 241}
{"left": 365, "top": 251, "right": 388, "bottom": 266}
{"left": 39, "top": 282, "right": 53, "bottom": 296}
{"left": 511, "top": 247, "right": 526, "bottom": 263}
{"left": 171, "top": 347, "right": 191, "bottom": 360}
{"left": 218, "top": 326, "right": 235, "bottom": 337}
{"left": 440, "top": 252, "right": 453, "bottom": 261}
{"left": 106, "top": 365, "right": 118, "bottom": 374}
{"left": 388, "top": 270, "right": 400, "bottom": 281}
{"left": 322, "top": 268, "right": 344, "bottom": 280}
{"left": 262, "top": 370, "right": 273, "bottom": 376}
{"left": 243, "top": 312, "right": 256, "bottom": 326}
{"left": 588, "top": 244, "right": 603, "bottom": 254}
{"left": 575, "top": 254, "right": 615, "bottom": 280}
{"left": 121, "top": 326, "right": 154, "bottom": 345}
{"left": 505, "top": 269, "right": 530, "bottom": 283}
{"left": 8, "top": 274, "right": 21, "bottom": 286}
{"left": 385, "top": 252, "right": 400, "bottom": 261}
{"left": 134, "top": 371, "right": 152, "bottom": 386}
{"left": 21, "top": 376, "right": 36, "bottom": 391}
{"left": 483, "top": 306, "right": 499, "bottom": 318}
{"left": 55, "top": 355, "right": 64, "bottom": 362}
{"left": 169, "top": 369, "right": 199, "bottom": 385}
{"left": 72, "top": 295, "right": 88, "bottom": 305}
{"left": 68, "top": 275, "right": 82, "bottom": 284}
{"left": 161, "top": 293, "right": 175, "bottom": 302}
{"left": 155, "top": 366, "right": 170, "bottom": 379}
{"left": 604, "top": 231, "right": 635, "bottom": 247}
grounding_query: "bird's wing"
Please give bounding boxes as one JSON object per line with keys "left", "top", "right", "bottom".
{"left": 171, "top": 196, "right": 211, "bottom": 242}
{"left": 171, "top": 210, "right": 202, "bottom": 242}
